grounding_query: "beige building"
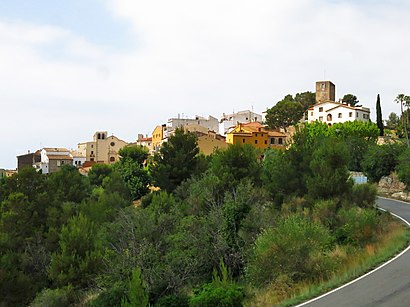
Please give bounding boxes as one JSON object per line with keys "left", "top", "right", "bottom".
{"left": 152, "top": 125, "right": 167, "bottom": 152}
{"left": 78, "top": 131, "right": 128, "bottom": 164}
{"left": 196, "top": 131, "right": 229, "bottom": 155}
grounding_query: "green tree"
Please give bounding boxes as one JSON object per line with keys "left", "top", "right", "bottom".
{"left": 306, "top": 138, "right": 353, "bottom": 200}
{"left": 48, "top": 214, "right": 103, "bottom": 288}
{"left": 151, "top": 128, "right": 199, "bottom": 192}
{"left": 88, "top": 164, "right": 113, "bottom": 187}
{"left": 385, "top": 112, "right": 400, "bottom": 130}
{"left": 210, "top": 144, "right": 261, "bottom": 188}
{"left": 119, "top": 145, "right": 149, "bottom": 166}
{"left": 395, "top": 94, "right": 410, "bottom": 147}
{"left": 113, "top": 159, "right": 150, "bottom": 200}
{"left": 397, "top": 148, "right": 410, "bottom": 190}
{"left": 342, "top": 94, "right": 359, "bottom": 106}
{"left": 362, "top": 143, "right": 406, "bottom": 182}
{"left": 265, "top": 95, "right": 304, "bottom": 131}
{"left": 121, "top": 267, "right": 149, "bottom": 307}
{"left": 376, "top": 94, "right": 384, "bottom": 136}
{"left": 190, "top": 260, "right": 245, "bottom": 307}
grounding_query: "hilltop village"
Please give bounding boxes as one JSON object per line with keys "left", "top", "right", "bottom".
{"left": 12, "top": 81, "right": 371, "bottom": 175}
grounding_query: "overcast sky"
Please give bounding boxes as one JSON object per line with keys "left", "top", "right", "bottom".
{"left": 1, "top": 0, "right": 410, "bottom": 169}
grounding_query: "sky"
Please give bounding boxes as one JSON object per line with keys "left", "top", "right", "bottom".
{"left": 1, "top": 0, "right": 410, "bottom": 169}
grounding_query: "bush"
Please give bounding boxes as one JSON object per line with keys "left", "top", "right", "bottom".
{"left": 362, "top": 143, "right": 406, "bottom": 183}
{"left": 336, "top": 208, "right": 379, "bottom": 246}
{"left": 351, "top": 183, "right": 377, "bottom": 209}
{"left": 156, "top": 294, "right": 189, "bottom": 307}
{"left": 89, "top": 283, "right": 126, "bottom": 307}
{"left": 189, "top": 261, "right": 245, "bottom": 307}
{"left": 397, "top": 148, "right": 410, "bottom": 190}
{"left": 31, "top": 286, "right": 75, "bottom": 307}
{"left": 247, "top": 215, "right": 334, "bottom": 286}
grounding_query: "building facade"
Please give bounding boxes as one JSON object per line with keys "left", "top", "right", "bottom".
{"left": 38, "top": 148, "right": 73, "bottom": 174}
{"left": 226, "top": 122, "right": 286, "bottom": 150}
{"left": 220, "top": 110, "right": 263, "bottom": 135}
{"left": 307, "top": 81, "right": 371, "bottom": 125}
{"left": 78, "top": 131, "right": 128, "bottom": 164}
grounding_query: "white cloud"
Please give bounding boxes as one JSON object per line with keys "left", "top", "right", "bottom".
{"left": 1, "top": 0, "right": 410, "bottom": 168}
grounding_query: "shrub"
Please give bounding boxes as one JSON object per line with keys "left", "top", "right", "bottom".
{"left": 351, "top": 183, "right": 377, "bottom": 208}
{"left": 31, "top": 286, "right": 75, "bottom": 307}
{"left": 336, "top": 208, "right": 379, "bottom": 246}
{"left": 397, "top": 148, "right": 410, "bottom": 190}
{"left": 362, "top": 143, "right": 406, "bottom": 183}
{"left": 155, "top": 294, "right": 189, "bottom": 307}
{"left": 89, "top": 283, "right": 126, "bottom": 307}
{"left": 189, "top": 261, "right": 245, "bottom": 307}
{"left": 247, "top": 215, "right": 334, "bottom": 286}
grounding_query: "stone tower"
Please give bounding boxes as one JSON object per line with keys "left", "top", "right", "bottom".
{"left": 315, "top": 81, "right": 335, "bottom": 103}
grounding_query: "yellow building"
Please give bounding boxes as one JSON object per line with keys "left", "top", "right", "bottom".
{"left": 78, "top": 131, "right": 128, "bottom": 164}
{"left": 226, "top": 122, "right": 286, "bottom": 150}
{"left": 196, "top": 131, "right": 229, "bottom": 155}
{"left": 152, "top": 124, "right": 167, "bottom": 152}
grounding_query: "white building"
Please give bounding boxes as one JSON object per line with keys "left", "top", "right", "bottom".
{"left": 307, "top": 81, "right": 370, "bottom": 125}
{"left": 167, "top": 115, "right": 219, "bottom": 137}
{"left": 307, "top": 101, "right": 370, "bottom": 125}
{"left": 220, "top": 110, "right": 262, "bottom": 135}
{"left": 39, "top": 148, "right": 73, "bottom": 174}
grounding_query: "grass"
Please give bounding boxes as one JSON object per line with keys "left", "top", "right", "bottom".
{"left": 246, "top": 214, "right": 410, "bottom": 307}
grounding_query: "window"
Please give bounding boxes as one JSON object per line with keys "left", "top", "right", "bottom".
{"left": 255, "top": 140, "right": 258, "bottom": 144}
{"left": 319, "top": 107, "right": 323, "bottom": 112}
{"left": 255, "top": 117, "right": 258, "bottom": 121}
{"left": 255, "top": 133, "right": 258, "bottom": 137}
{"left": 91, "top": 151, "right": 94, "bottom": 155}
{"left": 327, "top": 114, "right": 332, "bottom": 121}
{"left": 338, "top": 113, "right": 342, "bottom": 118}
{"left": 264, "top": 140, "right": 267, "bottom": 145}
{"left": 349, "top": 112, "right": 352, "bottom": 117}
{"left": 311, "top": 112, "right": 313, "bottom": 116}
{"left": 90, "top": 158, "right": 94, "bottom": 161}
{"left": 91, "top": 144, "right": 94, "bottom": 148}
{"left": 319, "top": 116, "right": 323, "bottom": 121}
{"left": 245, "top": 117, "right": 248, "bottom": 120}
{"left": 110, "top": 157, "right": 115, "bottom": 162}
{"left": 356, "top": 112, "right": 358, "bottom": 117}
{"left": 243, "top": 139, "right": 245, "bottom": 143}
{"left": 270, "top": 138, "right": 275, "bottom": 144}
{"left": 278, "top": 138, "right": 283, "bottom": 145}
{"left": 261, "top": 133, "right": 264, "bottom": 137}
{"left": 57, "top": 160, "right": 61, "bottom": 167}
{"left": 110, "top": 142, "right": 115, "bottom": 147}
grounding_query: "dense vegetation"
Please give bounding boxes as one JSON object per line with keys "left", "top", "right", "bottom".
{"left": 0, "top": 124, "right": 408, "bottom": 306}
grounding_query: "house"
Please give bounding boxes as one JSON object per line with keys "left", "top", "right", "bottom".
{"left": 17, "top": 150, "right": 41, "bottom": 172}
{"left": 167, "top": 114, "right": 219, "bottom": 136}
{"left": 220, "top": 110, "right": 263, "bottom": 135}
{"left": 226, "top": 122, "right": 286, "bottom": 150}
{"left": 136, "top": 134, "right": 153, "bottom": 152}
{"left": 195, "top": 130, "right": 229, "bottom": 155}
{"left": 70, "top": 150, "right": 86, "bottom": 168}
{"left": 307, "top": 81, "right": 371, "bottom": 125}
{"left": 78, "top": 131, "right": 128, "bottom": 164}
{"left": 152, "top": 125, "right": 168, "bottom": 152}
{"left": 38, "top": 148, "right": 73, "bottom": 174}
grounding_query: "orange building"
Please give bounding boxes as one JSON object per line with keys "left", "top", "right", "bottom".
{"left": 226, "top": 122, "right": 286, "bottom": 150}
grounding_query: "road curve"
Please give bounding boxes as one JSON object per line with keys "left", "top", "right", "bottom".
{"left": 296, "top": 197, "right": 410, "bottom": 307}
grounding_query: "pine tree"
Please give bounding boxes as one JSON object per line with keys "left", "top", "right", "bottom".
{"left": 376, "top": 94, "right": 384, "bottom": 136}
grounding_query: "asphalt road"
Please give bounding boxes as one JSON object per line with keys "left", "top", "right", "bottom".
{"left": 297, "top": 197, "right": 410, "bottom": 307}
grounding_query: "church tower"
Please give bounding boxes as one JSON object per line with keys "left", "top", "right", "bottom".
{"left": 315, "top": 81, "right": 335, "bottom": 103}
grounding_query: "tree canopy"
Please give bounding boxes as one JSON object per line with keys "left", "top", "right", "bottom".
{"left": 150, "top": 128, "right": 200, "bottom": 192}
{"left": 342, "top": 94, "right": 359, "bottom": 106}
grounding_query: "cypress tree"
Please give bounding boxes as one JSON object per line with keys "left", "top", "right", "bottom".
{"left": 376, "top": 94, "right": 384, "bottom": 136}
